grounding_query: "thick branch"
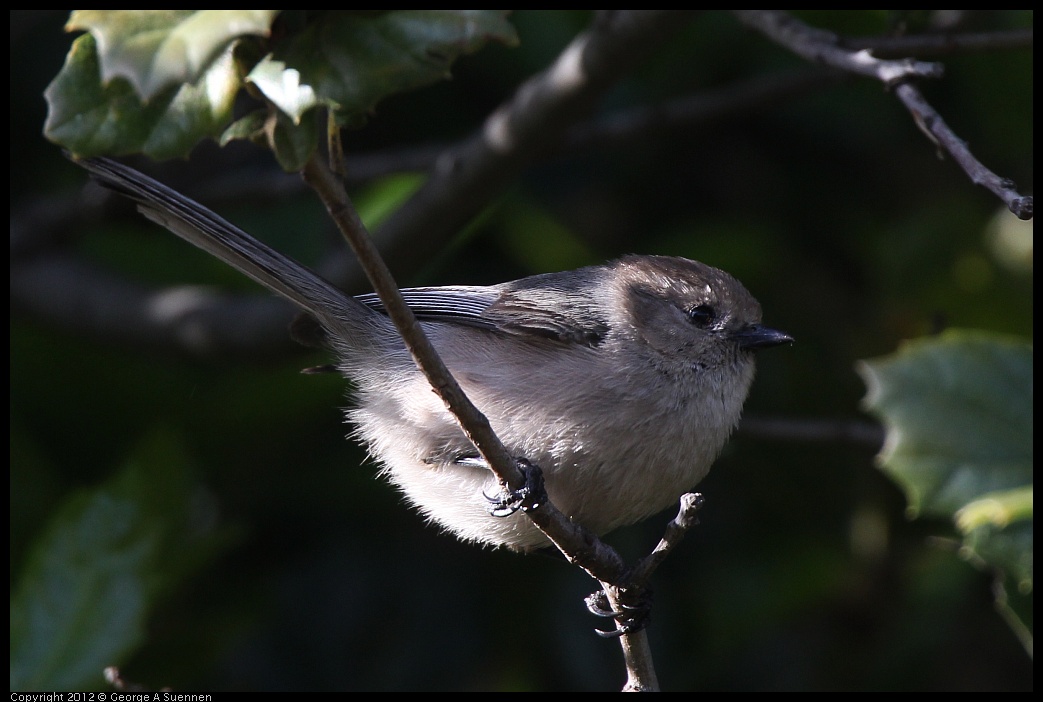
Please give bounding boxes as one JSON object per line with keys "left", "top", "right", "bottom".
{"left": 323, "top": 10, "right": 697, "bottom": 288}
{"left": 14, "top": 11, "right": 713, "bottom": 360}
{"left": 9, "top": 251, "right": 298, "bottom": 358}
{"left": 568, "top": 69, "right": 838, "bottom": 150}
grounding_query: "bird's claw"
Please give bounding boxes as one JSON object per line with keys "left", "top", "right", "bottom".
{"left": 585, "top": 587, "right": 653, "bottom": 638}
{"left": 484, "top": 458, "right": 546, "bottom": 517}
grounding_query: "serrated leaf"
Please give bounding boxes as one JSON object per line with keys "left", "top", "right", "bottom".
{"left": 857, "top": 330, "right": 1033, "bottom": 649}
{"left": 9, "top": 430, "right": 222, "bottom": 691}
{"left": 956, "top": 486, "right": 1033, "bottom": 532}
{"left": 248, "top": 59, "right": 319, "bottom": 126}
{"left": 46, "top": 11, "right": 516, "bottom": 167}
{"left": 44, "top": 33, "right": 241, "bottom": 160}
{"left": 857, "top": 330, "right": 1032, "bottom": 519}
{"left": 269, "top": 108, "right": 320, "bottom": 172}
{"left": 253, "top": 10, "right": 519, "bottom": 124}
{"left": 66, "top": 10, "right": 278, "bottom": 100}
{"left": 219, "top": 109, "right": 269, "bottom": 147}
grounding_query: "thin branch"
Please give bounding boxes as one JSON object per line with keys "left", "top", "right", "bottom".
{"left": 568, "top": 69, "right": 840, "bottom": 150}
{"left": 733, "top": 10, "right": 946, "bottom": 84}
{"left": 629, "top": 493, "right": 706, "bottom": 588}
{"left": 300, "top": 156, "right": 519, "bottom": 489}
{"left": 606, "top": 588, "right": 660, "bottom": 692}
{"left": 893, "top": 82, "right": 1033, "bottom": 219}
{"left": 14, "top": 11, "right": 719, "bottom": 360}
{"left": 738, "top": 416, "right": 884, "bottom": 449}
{"left": 733, "top": 10, "right": 1033, "bottom": 220}
{"left": 585, "top": 493, "right": 702, "bottom": 689}
{"left": 300, "top": 154, "right": 628, "bottom": 585}
{"left": 842, "top": 27, "right": 1033, "bottom": 58}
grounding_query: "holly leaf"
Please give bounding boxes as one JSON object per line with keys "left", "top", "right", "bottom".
{"left": 857, "top": 330, "right": 1032, "bottom": 650}
{"left": 45, "top": 10, "right": 517, "bottom": 167}
{"left": 251, "top": 10, "right": 519, "bottom": 125}
{"left": 65, "top": 10, "right": 277, "bottom": 100}
{"left": 44, "top": 32, "right": 243, "bottom": 160}
{"left": 9, "top": 431, "right": 225, "bottom": 691}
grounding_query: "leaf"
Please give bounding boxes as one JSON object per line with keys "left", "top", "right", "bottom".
{"left": 9, "top": 430, "right": 223, "bottom": 691}
{"left": 253, "top": 10, "right": 519, "bottom": 125}
{"left": 65, "top": 10, "right": 278, "bottom": 100}
{"left": 44, "top": 33, "right": 242, "bottom": 159}
{"left": 352, "top": 172, "right": 428, "bottom": 228}
{"left": 857, "top": 330, "right": 1032, "bottom": 519}
{"left": 269, "top": 108, "right": 320, "bottom": 172}
{"left": 46, "top": 11, "right": 516, "bottom": 167}
{"left": 857, "top": 330, "right": 1033, "bottom": 649}
{"left": 247, "top": 58, "right": 319, "bottom": 126}
{"left": 219, "top": 108, "right": 269, "bottom": 148}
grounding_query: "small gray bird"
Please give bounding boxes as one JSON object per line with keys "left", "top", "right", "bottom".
{"left": 74, "top": 157, "right": 792, "bottom": 550}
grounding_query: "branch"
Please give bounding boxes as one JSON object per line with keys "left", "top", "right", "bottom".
{"left": 14, "top": 11, "right": 720, "bottom": 359}
{"left": 628, "top": 493, "right": 706, "bottom": 588}
{"left": 733, "top": 10, "right": 946, "bottom": 84}
{"left": 300, "top": 154, "right": 628, "bottom": 586}
{"left": 301, "top": 156, "right": 518, "bottom": 483}
{"left": 591, "top": 493, "right": 705, "bottom": 690}
{"left": 733, "top": 10, "right": 1033, "bottom": 219}
{"left": 568, "top": 69, "right": 839, "bottom": 150}
{"left": 321, "top": 10, "right": 699, "bottom": 289}
{"left": 842, "top": 28, "right": 1033, "bottom": 58}
{"left": 611, "top": 601, "right": 660, "bottom": 692}
{"left": 892, "top": 82, "right": 1033, "bottom": 219}
{"left": 738, "top": 416, "right": 884, "bottom": 449}
{"left": 203, "top": 67, "right": 840, "bottom": 212}
{"left": 9, "top": 251, "right": 299, "bottom": 358}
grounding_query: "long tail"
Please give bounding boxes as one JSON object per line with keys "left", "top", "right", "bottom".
{"left": 72, "top": 156, "right": 372, "bottom": 337}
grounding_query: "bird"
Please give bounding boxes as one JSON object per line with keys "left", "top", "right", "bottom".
{"left": 72, "top": 156, "right": 793, "bottom": 550}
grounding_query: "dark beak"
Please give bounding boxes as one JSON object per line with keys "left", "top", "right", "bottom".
{"left": 734, "top": 324, "right": 794, "bottom": 350}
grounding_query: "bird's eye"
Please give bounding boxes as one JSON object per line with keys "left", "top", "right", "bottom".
{"left": 686, "top": 304, "right": 715, "bottom": 327}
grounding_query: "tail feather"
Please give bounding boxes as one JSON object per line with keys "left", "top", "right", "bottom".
{"left": 73, "top": 156, "right": 372, "bottom": 338}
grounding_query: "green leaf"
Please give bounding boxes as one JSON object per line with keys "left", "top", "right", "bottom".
{"left": 219, "top": 108, "right": 269, "bottom": 148}
{"left": 254, "top": 10, "right": 519, "bottom": 125}
{"left": 857, "top": 330, "right": 1031, "bottom": 519}
{"left": 353, "top": 172, "right": 428, "bottom": 228}
{"left": 44, "top": 33, "right": 242, "bottom": 160}
{"left": 496, "top": 196, "right": 599, "bottom": 273}
{"left": 46, "top": 11, "right": 516, "bottom": 167}
{"left": 857, "top": 330, "right": 1033, "bottom": 649}
{"left": 65, "top": 10, "right": 278, "bottom": 100}
{"left": 956, "top": 486, "right": 1033, "bottom": 532}
{"left": 9, "top": 430, "right": 222, "bottom": 691}
{"left": 247, "top": 58, "right": 319, "bottom": 126}
{"left": 269, "top": 108, "right": 320, "bottom": 172}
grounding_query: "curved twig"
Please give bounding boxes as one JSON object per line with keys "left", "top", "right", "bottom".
{"left": 733, "top": 10, "right": 1032, "bottom": 219}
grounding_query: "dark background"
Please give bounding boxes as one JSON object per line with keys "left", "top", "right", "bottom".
{"left": 10, "top": 11, "right": 1033, "bottom": 691}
